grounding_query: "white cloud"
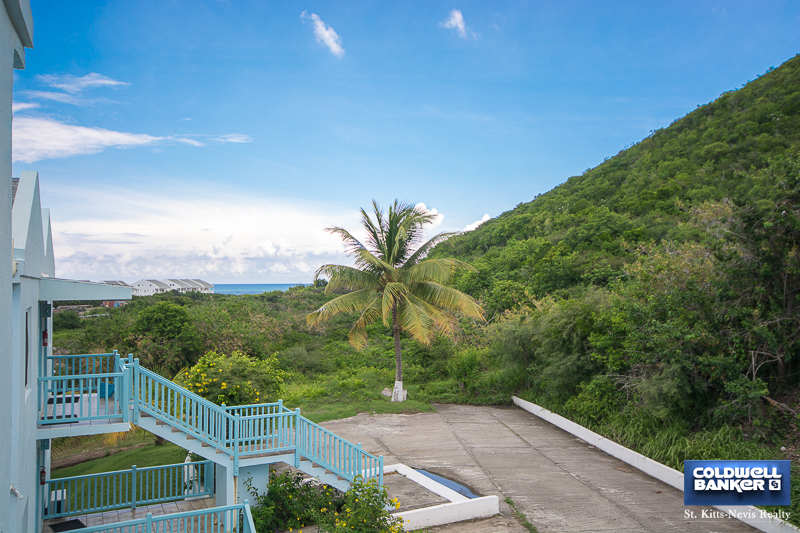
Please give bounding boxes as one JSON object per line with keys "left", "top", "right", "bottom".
{"left": 173, "top": 137, "right": 205, "bottom": 147}
{"left": 36, "top": 73, "right": 129, "bottom": 94}
{"left": 12, "top": 102, "right": 39, "bottom": 112}
{"left": 463, "top": 213, "right": 490, "bottom": 232}
{"left": 11, "top": 116, "right": 214, "bottom": 163}
{"left": 13, "top": 117, "right": 163, "bottom": 163}
{"left": 213, "top": 133, "right": 253, "bottom": 143}
{"left": 415, "top": 202, "right": 444, "bottom": 228}
{"left": 301, "top": 11, "right": 345, "bottom": 57}
{"left": 439, "top": 9, "right": 476, "bottom": 39}
{"left": 21, "top": 90, "right": 117, "bottom": 106}
{"left": 12, "top": 116, "right": 256, "bottom": 162}
{"left": 47, "top": 185, "right": 361, "bottom": 283}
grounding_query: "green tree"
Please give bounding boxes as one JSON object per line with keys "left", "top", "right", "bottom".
{"left": 307, "top": 200, "right": 484, "bottom": 402}
{"left": 131, "top": 301, "right": 202, "bottom": 373}
{"left": 53, "top": 310, "right": 82, "bottom": 330}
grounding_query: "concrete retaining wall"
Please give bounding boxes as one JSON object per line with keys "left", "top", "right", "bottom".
{"left": 386, "top": 463, "right": 499, "bottom": 531}
{"left": 512, "top": 396, "right": 799, "bottom": 533}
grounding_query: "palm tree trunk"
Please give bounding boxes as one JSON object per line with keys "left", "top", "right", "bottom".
{"left": 391, "top": 303, "right": 406, "bottom": 402}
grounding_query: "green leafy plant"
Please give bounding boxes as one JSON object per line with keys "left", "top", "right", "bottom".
{"left": 246, "top": 472, "right": 403, "bottom": 533}
{"left": 177, "top": 350, "right": 287, "bottom": 406}
{"left": 314, "top": 476, "right": 404, "bottom": 533}
{"left": 246, "top": 470, "right": 334, "bottom": 531}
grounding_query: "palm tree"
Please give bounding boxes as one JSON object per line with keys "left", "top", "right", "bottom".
{"left": 307, "top": 200, "right": 484, "bottom": 402}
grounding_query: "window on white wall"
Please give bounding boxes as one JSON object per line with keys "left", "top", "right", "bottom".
{"left": 25, "top": 309, "right": 30, "bottom": 387}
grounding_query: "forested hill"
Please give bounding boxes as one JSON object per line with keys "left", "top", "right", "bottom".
{"left": 435, "top": 53, "right": 800, "bottom": 313}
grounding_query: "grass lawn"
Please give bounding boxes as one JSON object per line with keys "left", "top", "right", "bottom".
{"left": 52, "top": 442, "right": 187, "bottom": 479}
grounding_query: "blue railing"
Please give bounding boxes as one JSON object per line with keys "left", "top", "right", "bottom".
{"left": 77, "top": 501, "right": 256, "bottom": 533}
{"left": 298, "top": 416, "right": 384, "bottom": 485}
{"left": 132, "top": 361, "right": 232, "bottom": 454}
{"left": 122, "top": 356, "right": 383, "bottom": 486}
{"left": 38, "top": 352, "right": 127, "bottom": 426}
{"left": 43, "top": 461, "right": 215, "bottom": 519}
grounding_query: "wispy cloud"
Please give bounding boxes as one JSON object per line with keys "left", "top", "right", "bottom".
{"left": 440, "top": 9, "right": 476, "bottom": 39}
{"left": 48, "top": 185, "right": 361, "bottom": 282}
{"left": 21, "top": 90, "right": 117, "bottom": 106}
{"left": 11, "top": 116, "right": 210, "bottom": 163}
{"left": 301, "top": 11, "right": 345, "bottom": 57}
{"left": 463, "top": 213, "right": 490, "bottom": 232}
{"left": 213, "top": 133, "right": 253, "bottom": 143}
{"left": 12, "top": 102, "right": 39, "bottom": 112}
{"left": 36, "top": 73, "right": 129, "bottom": 94}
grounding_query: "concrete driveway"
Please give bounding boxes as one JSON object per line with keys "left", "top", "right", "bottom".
{"left": 322, "top": 404, "right": 757, "bottom": 533}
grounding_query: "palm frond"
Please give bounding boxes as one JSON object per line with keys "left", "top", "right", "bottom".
{"left": 326, "top": 227, "right": 368, "bottom": 257}
{"left": 403, "top": 257, "right": 477, "bottom": 284}
{"left": 307, "top": 289, "right": 378, "bottom": 326}
{"left": 381, "top": 282, "right": 408, "bottom": 324}
{"left": 361, "top": 203, "right": 386, "bottom": 256}
{"left": 315, "top": 265, "right": 380, "bottom": 292}
{"left": 411, "top": 281, "right": 484, "bottom": 320}
{"left": 404, "top": 231, "right": 459, "bottom": 266}
{"left": 353, "top": 248, "right": 395, "bottom": 274}
{"left": 347, "top": 295, "right": 382, "bottom": 348}
{"left": 397, "top": 293, "right": 436, "bottom": 344}
{"left": 404, "top": 292, "right": 457, "bottom": 338}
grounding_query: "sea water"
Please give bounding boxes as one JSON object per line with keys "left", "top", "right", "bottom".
{"left": 213, "top": 283, "right": 308, "bottom": 295}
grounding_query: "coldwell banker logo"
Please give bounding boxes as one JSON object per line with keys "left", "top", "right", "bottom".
{"left": 684, "top": 460, "right": 791, "bottom": 506}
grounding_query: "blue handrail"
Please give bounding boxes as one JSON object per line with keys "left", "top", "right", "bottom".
{"left": 43, "top": 461, "right": 215, "bottom": 519}
{"left": 75, "top": 501, "right": 256, "bottom": 533}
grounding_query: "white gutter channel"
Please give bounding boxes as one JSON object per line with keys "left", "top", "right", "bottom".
{"left": 386, "top": 463, "right": 499, "bottom": 530}
{"left": 512, "top": 396, "right": 799, "bottom": 533}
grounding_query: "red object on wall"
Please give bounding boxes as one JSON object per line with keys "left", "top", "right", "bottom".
{"left": 42, "top": 329, "right": 48, "bottom": 346}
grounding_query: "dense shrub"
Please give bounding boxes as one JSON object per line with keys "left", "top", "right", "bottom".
{"left": 53, "top": 310, "right": 82, "bottom": 330}
{"left": 177, "top": 350, "right": 287, "bottom": 406}
{"left": 246, "top": 472, "right": 403, "bottom": 533}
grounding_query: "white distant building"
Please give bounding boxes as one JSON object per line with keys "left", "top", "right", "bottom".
{"left": 130, "top": 279, "right": 213, "bottom": 296}
{"left": 192, "top": 279, "right": 214, "bottom": 293}
{"left": 131, "top": 279, "right": 171, "bottom": 296}
{"left": 163, "top": 279, "right": 193, "bottom": 292}
{"left": 181, "top": 279, "right": 205, "bottom": 292}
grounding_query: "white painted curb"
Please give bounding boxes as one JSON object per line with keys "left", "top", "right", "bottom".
{"left": 385, "top": 463, "right": 499, "bottom": 531}
{"left": 512, "top": 396, "right": 799, "bottom": 533}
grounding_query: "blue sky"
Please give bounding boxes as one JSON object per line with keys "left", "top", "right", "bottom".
{"left": 12, "top": 1, "right": 800, "bottom": 283}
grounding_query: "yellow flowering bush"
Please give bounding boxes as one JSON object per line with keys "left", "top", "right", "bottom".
{"left": 246, "top": 473, "right": 403, "bottom": 533}
{"left": 314, "top": 476, "right": 404, "bottom": 533}
{"left": 177, "top": 350, "right": 288, "bottom": 406}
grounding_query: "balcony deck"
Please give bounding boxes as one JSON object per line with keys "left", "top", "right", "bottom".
{"left": 38, "top": 391, "right": 129, "bottom": 438}
{"left": 42, "top": 497, "right": 216, "bottom": 532}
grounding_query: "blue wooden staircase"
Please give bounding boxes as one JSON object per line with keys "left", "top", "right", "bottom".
{"left": 126, "top": 356, "right": 384, "bottom": 493}
{"left": 38, "top": 353, "right": 384, "bottom": 494}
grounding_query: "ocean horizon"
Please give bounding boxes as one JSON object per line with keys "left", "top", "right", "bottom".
{"left": 213, "top": 283, "right": 308, "bottom": 295}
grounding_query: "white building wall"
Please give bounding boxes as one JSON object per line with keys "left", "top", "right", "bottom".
{"left": 1, "top": 1, "right": 32, "bottom": 531}
{"left": 11, "top": 172, "right": 48, "bottom": 533}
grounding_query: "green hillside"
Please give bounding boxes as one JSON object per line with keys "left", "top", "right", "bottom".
{"left": 428, "top": 53, "right": 800, "bottom": 521}
{"left": 436, "top": 53, "right": 800, "bottom": 315}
